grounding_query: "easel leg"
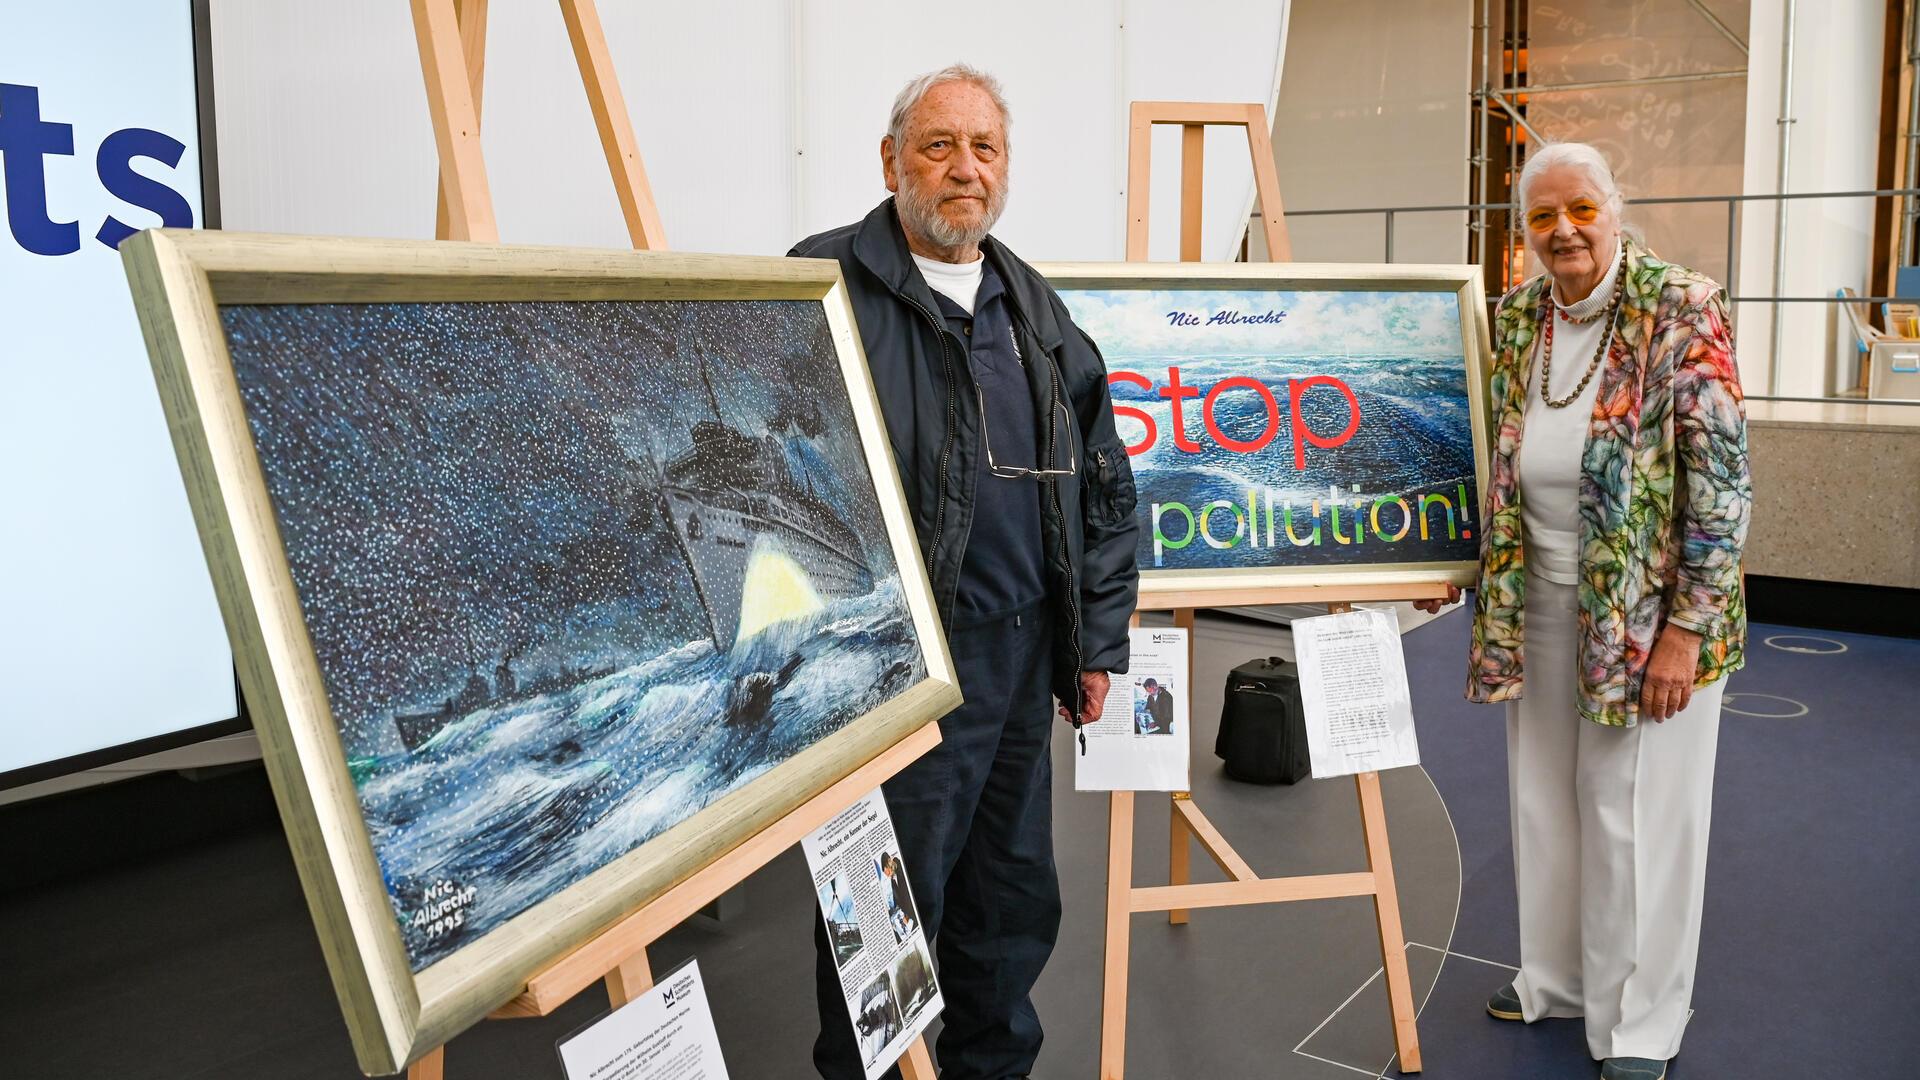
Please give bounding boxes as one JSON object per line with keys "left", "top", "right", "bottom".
{"left": 432, "top": 0, "right": 489, "bottom": 241}
{"left": 407, "top": 1046, "right": 445, "bottom": 1080}
{"left": 408, "top": 0, "right": 498, "bottom": 242}
{"left": 1356, "top": 771, "right": 1423, "bottom": 1072}
{"left": 1167, "top": 793, "right": 1191, "bottom": 925}
{"left": 604, "top": 947, "right": 653, "bottom": 1008}
{"left": 1240, "top": 104, "right": 1293, "bottom": 261}
{"left": 1179, "top": 124, "right": 1205, "bottom": 260}
{"left": 1101, "top": 791, "right": 1135, "bottom": 1080}
{"left": 557, "top": 0, "right": 668, "bottom": 250}
{"left": 898, "top": 1037, "right": 936, "bottom": 1080}
{"left": 1166, "top": 606, "right": 1198, "bottom": 926}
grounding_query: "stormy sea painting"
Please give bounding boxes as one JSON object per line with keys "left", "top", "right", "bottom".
{"left": 219, "top": 298, "right": 926, "bottom": 971}
{"left": 1060, "top": 287, "right": 1482, "bottom": 572}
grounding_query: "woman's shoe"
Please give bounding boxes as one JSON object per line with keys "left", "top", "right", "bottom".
{"left": 1600, "top": 1058, "right": 1667, "bottom": 1080}
{"left": 1486, "top": 983, "right": 1524, "bottom": 1021}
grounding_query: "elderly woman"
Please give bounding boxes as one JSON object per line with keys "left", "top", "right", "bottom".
{"left": 1418, "top": 142, "right": 1750, "bottom": 1080}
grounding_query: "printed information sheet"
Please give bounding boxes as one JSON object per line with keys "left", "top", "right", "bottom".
{"left": 1074, "top": 627, "right": 1191, "bottom": 791}
{"left": 1293, "top": 608, "right": 1421, "bottom": 778}
{"left": 555, "top": 959, "right": 728, "bottom": 1080}
{"left": 802, "top": 789, "right": 942, "bottom": 1079}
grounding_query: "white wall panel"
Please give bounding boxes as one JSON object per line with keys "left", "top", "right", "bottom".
{"left": 211, "top": 2, "right": 432, "bottom": 238}
{"left": 486, "top": 3, "right": 797, "bottom": 253}
{"left": 1124, "top": 0, "right": 1290, "bottom": 262}
{"left": 1270, "top": 0, "right": 1471, "bottom": 265}
{"left": 212, "top": 2, "right": 1287, "bottom": 261}
{"left": 794, "top": 0, "right": 1125, "bottom": 260}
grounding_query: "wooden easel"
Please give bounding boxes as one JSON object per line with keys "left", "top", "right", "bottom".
{"left": 1097, "top": 102, "right": 1438, "bottom": 1079}
{"left": 413, "top": 0, "right": 665, "bottom": 248}
{"left": 404, "top": 3, "right": 935, "bottom": 1076}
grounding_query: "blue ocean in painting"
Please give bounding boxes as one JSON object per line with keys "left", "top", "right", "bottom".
{"left": 355, "top": 583, "right": 918, "bottom": 968}
{"left": 220, "top": 299, "right": 925, "bottom": 970}
{"left": 1062, "top": 288, "right": 1482, "bottom": 571}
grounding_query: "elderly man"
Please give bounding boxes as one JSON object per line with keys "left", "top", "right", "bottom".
{"left": 791, "top": 64, "right": 1140, "bottom": 1080}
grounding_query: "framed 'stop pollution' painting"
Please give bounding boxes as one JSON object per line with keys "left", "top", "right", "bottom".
{"left": 1041, "top": 262, "right": 1493, "bottom": 601}
{"left": 121, "top": 230, "right": 959, "bottom": 1075}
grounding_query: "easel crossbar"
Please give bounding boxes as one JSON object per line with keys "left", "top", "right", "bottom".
{"left": 1132, "top": 100, "right": 1264, "bottom": 126}
{"left": 1171, "top": 796, "right": 1256, "bottom": 882}
{"left": 1131, "top": 873, "right": 1377, "bottom": 914}
{"left": 1136, "top": 580, "right": 1450, "bottom": 612}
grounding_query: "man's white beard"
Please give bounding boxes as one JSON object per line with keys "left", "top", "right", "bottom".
{"left": 896, "top": 176, "right": 1008, "bottom": 251}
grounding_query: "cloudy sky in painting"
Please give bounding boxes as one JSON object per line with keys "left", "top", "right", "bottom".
{"left": 1062, "top": 288, "right": 1464, "bottom": 358}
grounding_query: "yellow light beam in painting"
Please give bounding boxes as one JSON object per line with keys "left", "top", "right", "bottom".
{"left": 735, "top": 536, "right": 825, "bottom": 643}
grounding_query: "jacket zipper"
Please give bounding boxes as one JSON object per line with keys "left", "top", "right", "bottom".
{"left": 908, "top": 280, "right": 1087, "bottom": 713}
{"left": 1041, "top": 337, "right": 1085, "bottom": 715}
{"left": 902, "top": 296, "right": 958, "bottom": 583}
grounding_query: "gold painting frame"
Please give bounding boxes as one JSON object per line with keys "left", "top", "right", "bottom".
{"left": 1038, "top": 261, "right": 1493, "bottom": 605}
{"left": 121, "top": 229, "right": 959, "bottom": 1074}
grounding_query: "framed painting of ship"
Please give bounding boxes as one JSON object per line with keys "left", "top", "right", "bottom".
{"left": 120, "top": 230, "right": 959, "bottom": 1075}
{"left": 1039, "top": 261, "right": 1493, "bottom": 603}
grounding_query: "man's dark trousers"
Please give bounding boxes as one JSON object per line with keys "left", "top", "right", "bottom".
{"left": 813, "top": 601, "right": 1061, "bottom": 1080}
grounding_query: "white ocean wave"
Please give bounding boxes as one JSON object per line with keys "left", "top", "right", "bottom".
{"left": 354, "top": 576, "right": 924, "bottom": 970}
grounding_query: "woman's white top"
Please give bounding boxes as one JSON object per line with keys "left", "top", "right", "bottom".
{"left": 1518, "top": 243, "right": 1624, "bottom": 585}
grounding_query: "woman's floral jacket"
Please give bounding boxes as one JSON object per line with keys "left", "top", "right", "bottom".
{"left": 1466, "top": 239, "right": 1751, "bottom": 726}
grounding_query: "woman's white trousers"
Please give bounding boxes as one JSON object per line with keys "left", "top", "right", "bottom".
{"left": 1506, "top": 569, "right": 1724, "bottom": 1061}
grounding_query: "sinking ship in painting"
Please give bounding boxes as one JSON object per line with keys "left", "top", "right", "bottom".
{"left": 386, "top": 354, "right": 881, "bottom": 752}
{"left": 654, "top": 350, "right": 877, "bottom": 652}
{"left": 658, "top": 416, "right": 875, "bottom": 652}
{"left": 392, "top": 649, "right": 612, "bottom": 752}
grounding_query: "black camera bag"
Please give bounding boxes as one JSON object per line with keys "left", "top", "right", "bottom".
{"left": 1215, "top": 656, "right": 1310, "bottom": 784}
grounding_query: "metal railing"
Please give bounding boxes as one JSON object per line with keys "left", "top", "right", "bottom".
{"left": 1267, "top": 188, "right": 1920, "bottom": 404}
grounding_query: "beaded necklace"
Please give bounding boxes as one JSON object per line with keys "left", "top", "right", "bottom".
{"left": 1540, "top": 242, "right": 1626, "bottom": 409}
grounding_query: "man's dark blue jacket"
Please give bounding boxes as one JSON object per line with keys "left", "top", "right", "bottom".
{"left": 791, "top": 198, "right": 1140, "bottom": 714}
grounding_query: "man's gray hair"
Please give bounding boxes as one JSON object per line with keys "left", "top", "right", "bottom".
{"left": 1517, "top": 141, "right": 1624, "bottom": 213}
{"left": 886, "top": 64, "right": 1012, "bottom": 147}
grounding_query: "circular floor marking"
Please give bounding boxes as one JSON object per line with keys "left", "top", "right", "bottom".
{"left": 1763, "top": 634, "right": 1848, "bottom": 655}
{"left": 1723, "top": 693, "right": 1809, "bottom": 718}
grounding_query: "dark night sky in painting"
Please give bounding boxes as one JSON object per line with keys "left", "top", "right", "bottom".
{"left": 220, "top": 299, "right": 893, "bottom": 759}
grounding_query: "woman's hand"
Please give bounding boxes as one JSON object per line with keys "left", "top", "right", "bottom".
{"left": 1639, "top": 623, "right": 1703, "bottom": 722}
{"left": 1413, "top": 584, "right": 1462, "bottom": 614}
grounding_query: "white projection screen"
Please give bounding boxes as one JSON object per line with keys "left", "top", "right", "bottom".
{"left": 0, "top": 2, "right": 237, "bottom": 787}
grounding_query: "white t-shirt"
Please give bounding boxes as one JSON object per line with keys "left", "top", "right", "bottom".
{"left": 1518, "top": 244, "right": 1623, "bottom": 585}
{"left": 912, "top": 251, "right": 985, "bottom": 314}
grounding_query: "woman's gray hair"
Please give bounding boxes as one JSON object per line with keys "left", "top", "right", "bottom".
{"left": 886, "top": 64, "right": 1012, "bottom": 147}
{"left": 1517, "top": 141, "right": 1624, "bottom": 213}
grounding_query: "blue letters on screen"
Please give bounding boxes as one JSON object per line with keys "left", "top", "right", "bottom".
{"left": 0, "top": 82, "right": 194, "bottom": 255}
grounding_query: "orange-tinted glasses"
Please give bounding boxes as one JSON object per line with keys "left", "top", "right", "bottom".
{"left": 1526, "top": 200, "right": 1602, "bottom": 232}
